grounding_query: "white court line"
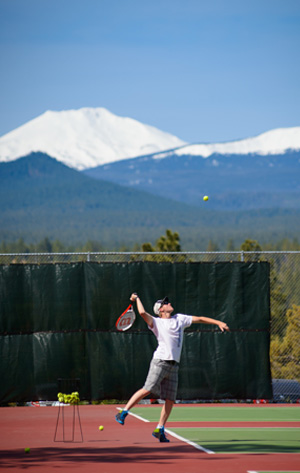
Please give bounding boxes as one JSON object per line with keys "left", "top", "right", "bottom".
{"left": 116, "top": 407, "right": 215, "bottom": 454}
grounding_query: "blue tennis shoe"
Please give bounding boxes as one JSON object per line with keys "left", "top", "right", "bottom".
{"left": 115, "top": 409, "right": 128, "bottom": 425}
{"left": 152, "top": 427, "right": 170, "bottom": 443}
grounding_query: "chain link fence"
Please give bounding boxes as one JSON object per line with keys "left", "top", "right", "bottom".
{"left": 1, "top": 251, "right": 300, "bottom": 402}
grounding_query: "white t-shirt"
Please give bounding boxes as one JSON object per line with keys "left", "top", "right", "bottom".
{"left": 149, "top": 313, "right": 193, "bottom": 363}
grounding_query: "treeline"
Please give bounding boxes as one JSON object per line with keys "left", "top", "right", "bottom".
{"left": 204, "top": 237, "right": 300, "bottom": 252}
{"left": 271, "top": 304, "right": 300, "bottom": 382}
{"left": 0, "top": 237, "right": 104, "bottom": 254}
{"left": 1, "top": 234, "right": 300, "bottom": 254}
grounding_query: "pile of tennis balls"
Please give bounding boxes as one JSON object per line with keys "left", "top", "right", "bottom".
{"left": 57, "top": 391, "right": 80, "bottom": 405}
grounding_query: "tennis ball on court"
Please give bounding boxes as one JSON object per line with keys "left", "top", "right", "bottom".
{"left": 203, "top": 195, "right": 209, "bottom": 201}
{"left": 99, "top": 425, "right": 104, "bottom": 431}
{"left": 24, "top": 447, "right": 30, "bottom": 454}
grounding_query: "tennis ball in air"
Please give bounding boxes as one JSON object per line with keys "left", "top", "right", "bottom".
{"left": 99, "top": 425, "right": 104, "bottom": 431}
{"left": 203, "top": 195, "right": 209, "bottom": 201}
{"left": 24, "top": 447, "right": 30, "bottom": 454}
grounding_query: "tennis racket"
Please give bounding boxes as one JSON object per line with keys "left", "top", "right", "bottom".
{"left": 115, "top": 304, "right": 136, "bottom": 331}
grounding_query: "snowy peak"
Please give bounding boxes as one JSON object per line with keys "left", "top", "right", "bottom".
{"left": 0, "top": 107, "right": 186, "bottom": 170}
{"left": 163, "top": 127, "right": 300, "bottom": 159}
{"left": 0, "top": 107, "right": 299, "bottom": 170}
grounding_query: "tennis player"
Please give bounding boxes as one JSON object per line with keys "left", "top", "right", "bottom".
{"left": 115, "top": 293, "right": 229, "bottom": 442}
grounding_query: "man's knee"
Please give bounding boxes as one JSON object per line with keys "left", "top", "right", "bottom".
{"left": 165, "top": 399, "right": 175, "bottom": 404}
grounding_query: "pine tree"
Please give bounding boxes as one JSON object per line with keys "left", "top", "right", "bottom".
{"left": 270, "top": 304, "right": 300, "bottom": 382}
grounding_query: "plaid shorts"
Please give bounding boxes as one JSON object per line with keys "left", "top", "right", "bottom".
{"left": 143, "top": 358, "right": 179, "bottom": 401}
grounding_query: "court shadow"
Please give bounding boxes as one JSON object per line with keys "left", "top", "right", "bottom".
{"left": 0, "top": 444, "right": 211, "bottom": 468}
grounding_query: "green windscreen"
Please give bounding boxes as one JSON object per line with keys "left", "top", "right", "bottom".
{"left": 0, "top": 261, "right": 271, "bottom": 403}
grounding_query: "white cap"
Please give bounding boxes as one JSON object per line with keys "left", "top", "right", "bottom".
{"left": 153, "top": 296, "right": 169, "bottom": 315}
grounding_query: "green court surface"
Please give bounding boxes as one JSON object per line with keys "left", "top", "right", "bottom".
{"left": 132, "top": 405, "right": 300, "bottom": 422}
{"left": 131, "top": 405, "right": 300, "bottom": 454}
{"left": 170, "top": 427, "right": 300, "bottom": 453}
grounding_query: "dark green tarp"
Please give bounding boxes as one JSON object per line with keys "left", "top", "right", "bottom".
{"left": 0, "top": 261, "right": 271, "bottom": 403}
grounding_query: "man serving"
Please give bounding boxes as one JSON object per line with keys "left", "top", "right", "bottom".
{"left": 115, "top": 293, "right": 229, "bottom": 442}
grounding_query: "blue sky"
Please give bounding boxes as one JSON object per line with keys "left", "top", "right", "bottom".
{"left": 0, "top": 0, "right": 299, "bottom": 143}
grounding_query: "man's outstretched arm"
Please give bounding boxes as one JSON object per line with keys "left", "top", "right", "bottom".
{"left": 191, "top": 316, "right": 229, "bottom": 332}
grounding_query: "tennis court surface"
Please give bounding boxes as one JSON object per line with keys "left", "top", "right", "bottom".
{"left": 1, "top": 403, "right": 299, "bottom": 472}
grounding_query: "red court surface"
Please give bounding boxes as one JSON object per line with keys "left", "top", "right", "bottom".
{"left": 1, "top": 404, "right": 299, "bottom": 473}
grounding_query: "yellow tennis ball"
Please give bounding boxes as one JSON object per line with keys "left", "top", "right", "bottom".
{"left": 24, "top": 448, "right": 30, "bottom": 453}
{"left": 203, "top": 195, "right": 209, "bottom": 201}
{"left": 99, "top": 425, "right": 104, "bottom": 431}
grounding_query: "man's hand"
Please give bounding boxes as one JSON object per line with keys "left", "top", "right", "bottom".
{"left": 218, "top": 321, "right": 230, "bottom": 332}
{"left": 130, "top": 293, "right": 138, "bottom": 302}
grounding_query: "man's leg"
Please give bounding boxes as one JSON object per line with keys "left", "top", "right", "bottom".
{"left": 152, "top": 363, "right": 178, "bottom": 443}
{"left": 124, "top": 388, "right": 150, "bottom": 411}
{"left": 152, "top": 399, "right": 174, "bottom": 442}
{"left": 116, "top": 358, "right": 162, "bottom": 426}
{"left": 158, "top": 399, "right": 174, "bottom": 426}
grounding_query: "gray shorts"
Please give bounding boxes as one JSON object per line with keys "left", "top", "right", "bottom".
{"left": 143, "top": 358, "right": 179, "bottom": 401}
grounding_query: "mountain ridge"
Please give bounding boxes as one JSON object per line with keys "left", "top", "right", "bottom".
{"left": 84, "top": 150, "right": 300, "bottom": 210}
{"left": 156, "top": 126, "right": 300, "bottom": 159}
{"left": 0, "top": 107, "right": 299, "bottom": 171}
{"left": 1, "top": 152, "right": 300, "bottom": 249}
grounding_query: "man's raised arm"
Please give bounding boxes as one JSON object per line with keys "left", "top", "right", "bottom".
{"left": 130, "top": 293, "right": 154, "bottom": 328}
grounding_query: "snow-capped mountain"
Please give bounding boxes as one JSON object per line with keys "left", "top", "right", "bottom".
{"left": 0, "top": 106, "right": 299, "bottom": 171}
{"left": 155, "top": 127, "right": 300, "bottom": 159}
{"left": 0, "top": 108, "right": 186, "bottom": 170}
